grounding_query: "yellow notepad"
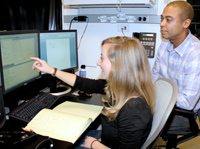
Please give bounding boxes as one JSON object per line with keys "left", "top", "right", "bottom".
{"left": 24, "top": 101, "right": 103, "bottom": 143}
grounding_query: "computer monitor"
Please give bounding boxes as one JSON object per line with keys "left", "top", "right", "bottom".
{"left": 0, "top": 30, "right": 40, "bottom": 94}
{"left": 39, "top": 30, "right": 78, "bottom": 73}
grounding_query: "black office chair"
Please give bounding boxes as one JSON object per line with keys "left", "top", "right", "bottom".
{"left": 161, "top": 106, "right": 200, "bottom": 149}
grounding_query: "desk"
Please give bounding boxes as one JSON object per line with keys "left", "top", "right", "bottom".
{"left": 1, "top": 93, "right": 103, "bottom": 149}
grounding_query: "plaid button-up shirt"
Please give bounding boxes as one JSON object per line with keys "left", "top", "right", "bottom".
{"left": 152, "top": 31, "right": 200, "bottom": 113}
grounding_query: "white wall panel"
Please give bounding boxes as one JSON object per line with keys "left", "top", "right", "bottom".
{"left": 63, "top": 22, "right": 161, "bottom": 79}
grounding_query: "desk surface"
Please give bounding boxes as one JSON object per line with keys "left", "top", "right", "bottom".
{"left": 1, "top": 92, "right": 103, "bottom": 149}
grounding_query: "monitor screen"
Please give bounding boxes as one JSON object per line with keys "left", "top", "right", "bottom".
{"left": 0, "top": 30, "right": 40, "bottom": 94}
{"left": 39, "top": 30, "right": 78, "bottom": 72}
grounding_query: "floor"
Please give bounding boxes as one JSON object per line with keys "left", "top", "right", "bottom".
{"left": 154, "top": 135, "right": 200, "bottom": 149}
{"left": 154, "top": 117, "right": 200, "bottom": 149}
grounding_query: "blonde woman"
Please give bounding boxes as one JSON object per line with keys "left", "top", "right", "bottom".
{"left": 31, "top": 36, "right": 155, "bottom": 149}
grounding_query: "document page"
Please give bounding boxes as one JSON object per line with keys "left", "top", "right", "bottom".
{"left": 24, "top": 101, "right": 103, "bottom": 143}
{"left": 53, "top": 101, "right": 103, "bottom": 121}
{"left": 24, "top": 109, "right": 91, "bottom": 143}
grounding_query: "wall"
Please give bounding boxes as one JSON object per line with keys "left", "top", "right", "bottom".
{"left": 62, "top": 2, "right": 164, "bottom": 79}
{"left": 63, "top": 22, "right": 161, "bottom": 79}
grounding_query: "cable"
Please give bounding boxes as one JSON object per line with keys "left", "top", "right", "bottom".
{"left": 35, "top": 138, "right": 54, "bottom": 149}
{"left": 121, "top": 28, "right": 125, "bottom": 36}
{"left": 78, "top": 17, "right": 89, "bottom": 50}
{"left": 68, "top": 16, "right": 89, "bottom": 49}
{"left": 69, "top": 17, "right": 78, "bottom": 30}
{"left": 116, "top": 0, "right": 122, "bottom": 12}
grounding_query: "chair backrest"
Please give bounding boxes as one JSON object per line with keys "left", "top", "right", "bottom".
{"left": 141, "top": 78, "right": 178, "bottom": 149}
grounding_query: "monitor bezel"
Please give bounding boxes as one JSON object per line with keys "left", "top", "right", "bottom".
{"left": 39, "top": 30, "right": 78, "bottom": 73}
{"left": 0, "top": 30, "right": 41, "bottom": 94}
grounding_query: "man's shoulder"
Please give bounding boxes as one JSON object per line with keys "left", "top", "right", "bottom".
{"left": 189, "top": 34, "right": 200, "bottom": 45}
{"left": 185, "top": 35, "right": 200, "bottom": 58}
{"left": 188, "top": 35, "right": 200, "bottom": 54}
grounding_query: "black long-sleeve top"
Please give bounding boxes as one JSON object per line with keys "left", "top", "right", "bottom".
{"left": 74, "top": 76, "right": 152, "bottom": 149}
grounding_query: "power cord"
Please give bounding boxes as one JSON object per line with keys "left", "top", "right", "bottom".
{"left": 69, "top": 16, "right": 88, "bottom": 30}
{"left": 78, "top": 17, "right": 89, "bottom": 50}
{"left": 69, "top": 16, "right": 89, "bottom": 50}
{"left": 69, "top": 17, "right": 77, "bottom": 30}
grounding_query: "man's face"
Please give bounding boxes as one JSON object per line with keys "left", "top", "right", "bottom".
{"left": 160, "top": 6, "right": 185, "bottom": 41}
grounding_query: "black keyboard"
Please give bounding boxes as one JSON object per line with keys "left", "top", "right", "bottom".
{"left": 9, "top": 92, "right": 59, "bottom": 123}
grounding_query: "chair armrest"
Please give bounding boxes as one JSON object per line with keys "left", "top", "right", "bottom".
{"left": 173, "top": 107, "right": 199, "bottom": 134}
{"left": 173, "top": 107, "right": 194, "bottom": 116}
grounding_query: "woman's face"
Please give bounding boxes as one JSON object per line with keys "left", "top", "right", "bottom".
{"left": 97, "top": 43, "right": 112, "bottom": 79}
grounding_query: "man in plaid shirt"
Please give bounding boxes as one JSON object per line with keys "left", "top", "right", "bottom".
{"left": 152, "top": 1, "right": 200, "bottom": 132}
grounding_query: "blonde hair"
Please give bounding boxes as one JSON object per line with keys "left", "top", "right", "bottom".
{"left": 167, "top": 1, "right": 194, "bottom": 21}
{"left": 101, "top": 36, "right": 155, "bottom": 121}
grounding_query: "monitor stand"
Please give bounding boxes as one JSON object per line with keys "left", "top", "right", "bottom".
{"left": 50, "top": 84, "right": 71, "bottom": 96}
{"left": 71, "top": 90, "right": 92, "bottom": 98}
